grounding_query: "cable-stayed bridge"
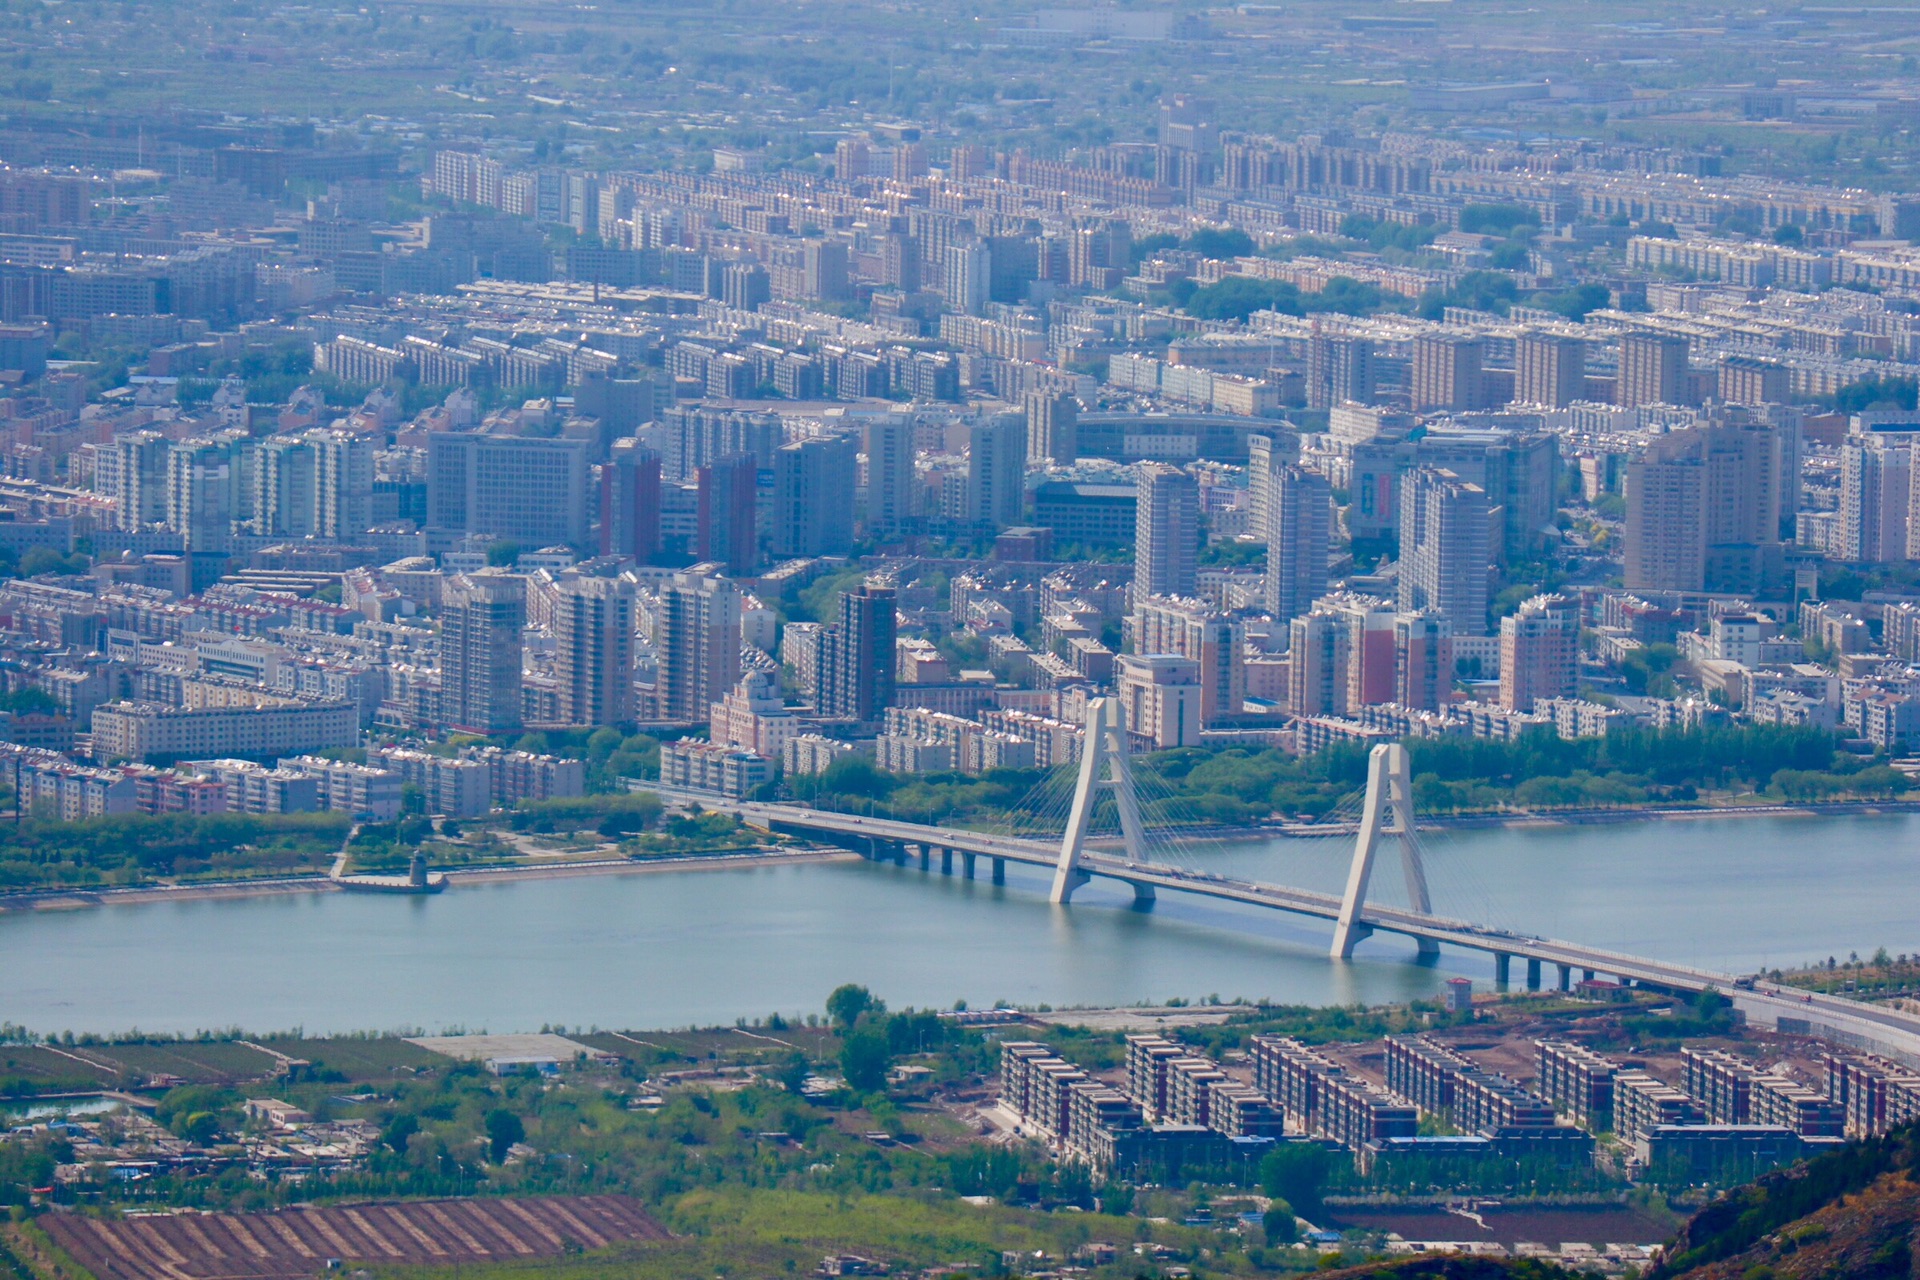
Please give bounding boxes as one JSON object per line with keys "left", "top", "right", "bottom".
{"left": 687, "top": 697, "right": 1920, "bottom": 1062}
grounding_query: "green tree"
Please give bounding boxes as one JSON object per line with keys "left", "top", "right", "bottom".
{"left": 1418, "top": 269, "right": 1519, "bottom": 318}
{"left": 1182, "top": 275, "right": 1302, "bottom": 322}
{"left": 826, "top": 983, "right": 884, "bottom": 1030}
{"left": 383, "top": 1112, "right": 418, "bottom": 1153}
{"left": 180, "top": 1112, "right": 223, "bottom": 1145}
{"left": 1264, "top": 1200, "right": 1299, "bottom": 1245}
{"left": 485, "top": 1107, "right": 525, "bottom": 1162}
{"left": 1260, "top": 1142, "right": 1330, "bottom": 1215}
{"left": 1185, "top": 227, "right": 1255, "bottom": 259}
{"left": 774, "top": 1050, "right": 812, "bottom": 1094}
{"left": 1460, "top": 203, "right": 1541, "bottom": 235}
{"left": 1831, "top": 375, "right": 1918, "bottom": 414}
{"left": 1536, "top": 282, "right": 1612, "bottom": 322}
{"left": 839, "top": 1027, "right": 891, "bottom": 1092}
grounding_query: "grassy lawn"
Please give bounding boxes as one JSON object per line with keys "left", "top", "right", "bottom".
{"left": 367, "top": 1189, "right": 1171, "bottom": 1280}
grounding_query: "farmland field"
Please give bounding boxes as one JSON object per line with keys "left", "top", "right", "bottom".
{"left": 255, "top": 1037, "right": 445, "bottom": 1080}
{"left": 39, "top": 1196, "right": 671, "bottom": 1280}
{"left": 77, "top": 1043, "right": 281, "bottom": 1085}
{"left": 0, "top": 1047, "right": 121, "bottom": 1093}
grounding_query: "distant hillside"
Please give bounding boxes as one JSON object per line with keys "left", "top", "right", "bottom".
{"left": 1653, "top": 1123, "right": 1918, "bottom": 1280}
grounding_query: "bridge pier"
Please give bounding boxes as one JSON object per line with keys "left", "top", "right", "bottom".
{"left": 1581, "top": 968, "right": 1595, "bottom": 985}
{"left": 1526, "top": 958, "right": 1542, "bottom": 990}
{"left": 1051, "top": 697, "right": 1144, "bottom": 905}
{"left": 918, "top": 844, "right": 930, "bottom": 871}
{"left": 1129, "top": 881, "right": 1156, "bottom": 905}
{"left": 992, "top": 857, "right": 1006, "bottom": 885}
{"left": 1494, "top": 953, "right": 1511, "bottom": 988}
{"left": 1556, "top": 963, "right": 1572, "bottom": 992}
{"left": 962, "top": 852, "right": 976, "bottom": 879}
{"left": 940, "top": 848, "right": 953, "bottom": 876}
{"left": 1330, "top": 743, "right": 1434, "bottom": 960}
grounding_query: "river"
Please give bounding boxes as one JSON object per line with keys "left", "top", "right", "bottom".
{"left": 2, "top": 812, "right": 1916, "bottom": 1037}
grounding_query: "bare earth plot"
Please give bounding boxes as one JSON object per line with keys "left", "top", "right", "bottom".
{"left": 39, "top": 1196, "right": 671, "bottom": 1280}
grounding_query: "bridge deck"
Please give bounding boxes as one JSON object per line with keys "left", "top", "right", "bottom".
{"left": 699, "top": 798, "right": 1920, "bottom": 1061}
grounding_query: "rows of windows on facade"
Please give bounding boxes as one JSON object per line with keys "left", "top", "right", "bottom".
{"left": 5, "top": 102, "right": 1920, "bottom": 815}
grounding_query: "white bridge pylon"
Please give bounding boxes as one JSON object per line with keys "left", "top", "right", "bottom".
{"left": 1330, "top": 742, "right": 1438, "bottom": 960}
{"left": 1050, "top": 696, "right": 1152, "bottom": 905}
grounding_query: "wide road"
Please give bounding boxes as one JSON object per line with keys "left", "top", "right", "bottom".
{"left": 686, "top": 795, "right": 1920, "bottom": 1061}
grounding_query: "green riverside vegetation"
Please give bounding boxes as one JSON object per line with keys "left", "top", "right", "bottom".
{"left": 2, "top": 724, "right": 1905, "bottom": 892}
{"left": 794, "top": 723, "right": 1907, "bottom": 828}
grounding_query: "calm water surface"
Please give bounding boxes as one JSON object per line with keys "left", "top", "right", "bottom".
{"left": 2, "top": 813, "right": 1915, "bottom": 1036}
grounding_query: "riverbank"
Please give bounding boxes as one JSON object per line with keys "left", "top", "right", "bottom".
{"left": 6, "top": 797, "right": 1917, "bottom": 908}
{"left": 1278, "top": 796, "right": 1920, "bottom": 834}
{"left": 0, "top": 845, "right": 861, "bottom": 914}
{"left": 7, "top": 807, "right": 1916, "bottom": 1036}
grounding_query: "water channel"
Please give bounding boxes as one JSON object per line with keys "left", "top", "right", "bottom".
{"left": 2, "top": 812, "right": 1916, "bottom": 1037}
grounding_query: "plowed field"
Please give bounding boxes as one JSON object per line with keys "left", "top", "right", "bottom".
{"left": 40, "top": 1195, "right": 669, "bottom": 1280}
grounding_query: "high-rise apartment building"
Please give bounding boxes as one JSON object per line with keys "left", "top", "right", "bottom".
{"left": 1411, "top": 333, "right": 1485, "bottom": 412}
{"left": 659, "top": 572, "right": 741, "bottom": 724}
{"left": 1618, "top": 331, "right": 1691, "bottom": 408}
{"left": 252, "top": 435, "right": 317, "bottom": 538}
{"left": 599, "top": 439, "right": 661, "bottom": 564}
{"left": 1719, "top": 355, "right": 1791, "bottom": 407}
{"left": 1134, "top": 462, "right": 1198, "bottom": 603}
{"left": 942, "top": 239, "right": 990, "bottom": 316}
{"left": 1406, "top": 429, "right": 1565, "bottom": 565}
{"left": 1248, "top": 434, "right": 1276, "bottom": 537}
{"left": 801, "top": 239, "right": 850, "bottom": 302}
{"left": 247, "top": 429, "right": 372, "bottom": 541}
{"left": 1499, "top": 594, "right": 1578, "bottom": 713}
{"left": 310, "top": 430, "right": 374, "bottom": 539}
{"left": 1115, "top": 654, "right": 1203, "bottom": 750}
{"left": 1514, "top": 331, "right": 1585, "bottom": 408}
{"left": 1287, "top": 609, "right": 1347, "bottom": 718}
{"left": 1286, "top": 595, "right": 1400, "bottom": 717}
{"left": 881, "top": 232, "right": 921, "bottom": 290}
{"left": 966, "top": 414, "right": 1027, "bottom": 531}
{"left": 1066, "top": 218, "right": 1131, "bottom": 290}
{"left": 863, "top": 415, "right": 916, "bottom": 539}
{"left": 554, "top": 576, "right": 635, "bottom": 727}
{"left": 697, "top": 453, "right": 760, "bottom": 574}
{"left": 660, "top": 406, "right": 783, "bottom": 484}
{"left": 1624, "top": 446, "right": 1705, "bottom": 592}
{"left": 1133, "top": 595, "right": 1244, "bottom": 725}
{"left": 1307, "top": 333, "right": 1374, "bottom": 409}
{"left": 166, "top": 436, "right": 246, "bottom": 552}
{"left": 720, "top": 262, "right": 771, "bottom": 311}
{"left": 1339, "top": 597, "right": 1400, "bottom": 711}
{"left": 111, "top": 431, "right": 172, "bottom": 531}
{"left": 440, "top": 570, "right": 526, "bottom": 734}
{"left": 771, "top": 433, "right": 857, "bottom": 557}
{"left": 1247, "top": 430, "right": 1304, "bottom": 532}
{"left": 1393, "top": 611, "right": 1453, "bottom": 712}
{"left": 1398, "top": 467, "right": 1490, "bottom": 637}
{"left": 819, "top": 582, "right": 897, "bottom": 723}
{"left": 427, "top": 432, "right": 591, "bottom": 548}
{"left": 1025, "top": 389, "right": 1078, "bottom": 465}
{"left": 1264, "top": 464, "right": 1332, "bottom": 624}
{"left": 1625, "top": 423, "right": 1785, "bottom": 591}
{"left": 1492, "top": 432, "right": 1563, "bottom": 562}
{"left": 1839, "top": 438, "right": 1912, "bottom": 564}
